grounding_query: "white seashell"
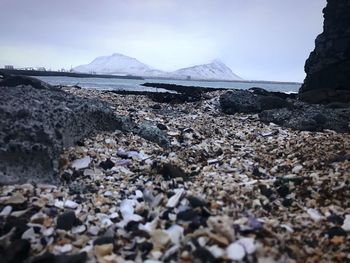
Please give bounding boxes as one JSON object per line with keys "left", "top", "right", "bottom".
{"left": 64, "top": 200, "right": 79, "bottom": 209}
{"left": 166, "top": 189, "right": 184, "bottom": 208}
{"left": 72, "top": 225, "right": 86, "bottom": 234}
{"left": 208, "top": 245, "right": 225, "bottom": 258}
{"left": 54, "top": 199, "right": 64, "bottom": 209}
{"left": 165, "top": 225, "right": 184, "bottom": 245}
{"left": 237, "top": 237, "right": 256, "bottom": 254}
{"left": 151, "top": 230, "right": 171, "bottom": 249}
{"left": 22, "top": 227, "right": 36, "bottom": 241}
{"left": 0, "top": 206, "right": 12, "bottom": 217}
{"left": 139, "top": 218, "right": 158, "bottom": 233}
{"left": 307, "top": 208, "right": 324, "bottom": 222}
{"left": 135, "top": 190, "right": 143, "bottom": 199}
{"left": 88, "top": 226, "right": 100, "bottom": 236}
{"left": 342, "top": 214, "right": 350, "bottom": 231}
{"left": 120, "top": 199, "right": 136, "bottom": 218}
{"left": 54, "top": 244, "right": 73, "bottom": 253}
{"left": 71, "top": 156, "right": 91, "bottom": 170}
{"left": 226, "top": 242, "right": 246, "bottom": 260}
{"left": 292, "top": 165, "right": 303, "bottom": 174}
{"left": 42, "top": 227, "right": 54, "bottom": 236}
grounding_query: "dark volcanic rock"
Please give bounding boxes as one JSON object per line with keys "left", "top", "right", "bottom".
{"left": 160, "top": 163, "right": 188, "bottom": 180}
{"left": 299, "top": 0, "right": 350, "bottom": 103}
{"left": 0, "top": 76, "right": 120, "bottom": 185}
{"left": 220, "top": 90, "right": 261, "bottom": 114}
{"left": 259, "top": 101, "right": 350, "bottom": 133}
{"left": 220, "top": 90, "right": 291, "bottom": 114}
{"left": 0, "top": 76, "right": 170, "bottom": 184}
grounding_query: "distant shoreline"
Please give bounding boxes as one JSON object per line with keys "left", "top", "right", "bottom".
{"left": 0, "top": 68, "right": 144, "bottom": 80}
{"left": 1, "top": 68, "right": 301, "bottom": 86}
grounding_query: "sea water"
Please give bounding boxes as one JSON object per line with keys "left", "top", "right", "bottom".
{"left": 35, "top": 76, "right": 301, "bottom": 93}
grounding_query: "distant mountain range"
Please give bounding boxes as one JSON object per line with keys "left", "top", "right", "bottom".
{"left": 73, "top": 53, "right": 243, "bottom": 81}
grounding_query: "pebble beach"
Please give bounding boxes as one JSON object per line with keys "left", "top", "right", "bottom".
{"left": 1, "top": 87, "right": 350, "bottom": 263}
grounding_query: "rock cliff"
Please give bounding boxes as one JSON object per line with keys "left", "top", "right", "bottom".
{"left": 299, "top": 0, "right": 350, "bottom": 103}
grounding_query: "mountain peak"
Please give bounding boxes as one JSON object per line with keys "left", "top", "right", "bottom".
{"left": 74, "top": 52, "right": 243, "bottom": 80}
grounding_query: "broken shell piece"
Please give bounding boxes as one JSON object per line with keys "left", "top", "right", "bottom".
{"left": 71, "top": 156, "right": 91, "bottom": 170}
{"left": 307, "top": 208, "right": 324, "bottom": 222}
{"left": 226, "top": 242, "right": 245, "bottom": 261}
{"left": 237, "top": 237, "right": 256, "bottom": 254}
{"left": 342, "top": 214, "right": 350, "bottom": 231}
{"left": 151, "top": 230, "right": 171, "bottom": 249}
{"left": 166, "top": 189, "right": 185, "bottom": 208}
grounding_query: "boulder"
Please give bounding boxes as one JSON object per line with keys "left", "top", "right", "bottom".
{"left": 220, "top": 90, "right": 291, "bottom": 114}
{"left": 299, "top": 0, "right": 350, "bottom": 103}
{"left": 0, "top": 76, "right": 170, "bottom": 185}
{"left": 220, "top": 90, "right": 261, "bottom": 114}
{"left": 259, "top": 101, "right": 350, "bottom": 133}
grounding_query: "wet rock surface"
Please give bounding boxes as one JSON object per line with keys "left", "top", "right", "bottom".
{"left": 1, "top": 87, "right": 349, "bottom": 262}
{"left": 299, "top": 0, "right": 350, "bottom": 103}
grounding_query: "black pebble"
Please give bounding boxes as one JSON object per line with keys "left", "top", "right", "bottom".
{"left": 187, "top": 196, "right": 207, "bottom": 208}
{"left": 277, "top": 185, "right": 289, "bottom": 197}
{"left": 93, "top": 236, "right": 114, "bottom": 246}
{"left": 282, "top": 198, "right": 293, "bottom": 207}
{"left": 325, "top": 227, "right": 347, "bottom": 238}
{"left": 160, "top": 163, "right": 187, "bottom": 180}
{"left": 99, "top": 159, "right": 115, "bottom": 170}
{"left": 56, "top": 211, "right": 81, "bottom": 231}
{"left": 156, "top": 123, "right": 168, "bottom": 130}
{"left": 327, "top": 214, "right": 344, "bottom": 225}
{"left": 260, "top": 185, "right": 274, "bottom": 199}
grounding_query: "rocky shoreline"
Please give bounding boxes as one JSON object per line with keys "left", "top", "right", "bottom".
{"left": 1, "top": 75, "right": 350, "bottom": 262}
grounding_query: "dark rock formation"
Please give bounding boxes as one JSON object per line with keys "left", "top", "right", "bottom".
{"left": 259, "top": 101, "right": 350, "bottom": 133}
{"left": 220, "top": 90, "right": 292, "bottom": 114}
{"left": 0, "top": 75, "right": 169, "bottom": 185}
{"left": 299, "top": 0, "right": 350, "bottom": 103}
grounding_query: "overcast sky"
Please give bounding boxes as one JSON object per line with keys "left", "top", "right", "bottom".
{"left": 0, "top": 0, "right": 326, "bottom": 81}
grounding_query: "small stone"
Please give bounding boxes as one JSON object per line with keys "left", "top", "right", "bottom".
{"left": 31, "top": 252, "right": 87, "bottom": 263}
{"left": 57, "top": 211, "right": 80, "bottom": 230}
{"left": 226, "top": 242, "right": 246, "bottom": 261}
{"left": 71, "top": 156, "right": 91, "bottom": 170}
{"left": 64, "top": 200, "right": 79, "bottom": 209}
{"left": 160, "top": 163, "right": 187, "bottom": 180}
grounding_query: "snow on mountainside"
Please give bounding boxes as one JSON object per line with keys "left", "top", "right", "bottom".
{"left": 173, "top": 60, "right": 243, "bottom": 81}
{"left": 73, "top": 53, "right": 165, "bottom": 76}
{"left": 74, "top": 53, "right": 243, "bottom": 80}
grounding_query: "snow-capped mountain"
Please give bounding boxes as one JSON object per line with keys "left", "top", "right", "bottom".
{"left": 74, "top": 53, "right": 243, "bottom": 80}
{"left": 173, "top": 60, "right": 243, "bottom": 81}
{"left": 73, "top": 53, "right": 165, "bottom": 77}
